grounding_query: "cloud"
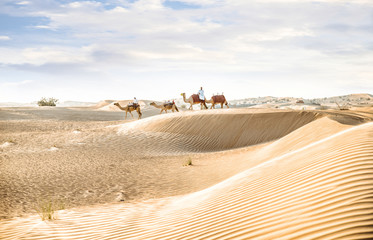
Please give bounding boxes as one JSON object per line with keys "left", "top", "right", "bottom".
{"left": 16, "top": 1, "right": 30, "bottom": 5}
{"left": 1, "top": 79, "right": 33, "bottom": 87}
{"left": 2, "top": 1, "right": 372, "bottom": 65}
{"left": 7, "top": 62, "right": 100, "bottom": 76}
{"left": 34, "top": 25, "right": 53, "bottom": 29}
{"left": 0, "top": 45, "right": 93, "bottom": 65}
{"left": 166, "top": 0, "right": 218, "bottom": 6}
{"left": 0, "top": 36, "right": 11, "bottom": 40}
{"left": 0, "top": 0, "right": 372, "bottom": 101}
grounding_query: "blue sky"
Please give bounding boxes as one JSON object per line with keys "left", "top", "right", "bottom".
{"left": 0, "top": 0, "right": 372, "bottom": 102}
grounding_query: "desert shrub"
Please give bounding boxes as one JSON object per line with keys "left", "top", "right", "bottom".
{"left": 37, "top": 97, "right": 58, "bottom": 106}
{"left": 183, "top": 157, "right": 193, "bottom": 166}
{"left": 335, "top": 102, "right": 350, "bottom": 110}
{"left": 36, "top": 199, "right": 65, "bottom": 221}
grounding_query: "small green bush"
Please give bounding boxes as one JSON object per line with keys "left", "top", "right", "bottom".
{"left": 183, "top": 157, "right": 193, "bottom": 166}
{"left": 37, "top": 97, "right": 58, "bottom": 106}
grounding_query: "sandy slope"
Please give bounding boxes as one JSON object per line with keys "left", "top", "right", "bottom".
{"left": 0, "top": 108, "right": 321, "bottom": 219}
{"left": 0, "top": 106, "right": 372, "bottom": 239}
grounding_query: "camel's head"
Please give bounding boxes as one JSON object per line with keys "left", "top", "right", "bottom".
{"left": 180, "top": 93, "right": 185, "bottom": 96}
{"left": 113, "top": 102, "right": 119, "bottom": 106}
{"left": 150, "top": 102, "right": 155, "bottom": 106}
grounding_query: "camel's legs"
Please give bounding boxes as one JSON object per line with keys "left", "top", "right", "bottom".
{"left": 125, "top": 111, "right": 128, "bottom": 120}
{"left": 137, "top": 109, "right": 142, "bottom": 119}
{"left": 129, "top": 111, "right": 134, "bottom": 118}
{"left": 201, "top": 102, "right": 207, "bottom": 110}
{"left": 221, "top": 103, "right": 224, "bottom": 108}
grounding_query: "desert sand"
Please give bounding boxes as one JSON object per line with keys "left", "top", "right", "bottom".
{"left": 0, "top": 101, "right": 373, "bottom": 239}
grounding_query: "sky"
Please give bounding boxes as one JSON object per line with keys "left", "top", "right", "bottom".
{"left": 0, "top": 0, "right": 372, "bottom": 103}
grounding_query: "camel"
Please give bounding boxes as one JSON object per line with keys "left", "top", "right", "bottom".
{"left": 206, "top": 95, "right": 229, "bottom": 109}
{"left": 150, "top": 102, "right": 179, "bottom": 114}
{"left": 181, "top": 93, "right": 208, "bottom": 110}
{"left": 114, "top": 102, "right": 142, "bottom": 120}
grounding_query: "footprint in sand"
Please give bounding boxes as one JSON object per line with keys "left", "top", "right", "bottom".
{"left": 0, "top": 142, "right": 15, "bottom": 148}
{"left": 83, "top": 190, "right": 94, "bottom": 198}
{"left": 49, "top": 146, "right": 59, "bottom": 151}
{"left": 115, "top": 192, "right": 127, "bottom": 202}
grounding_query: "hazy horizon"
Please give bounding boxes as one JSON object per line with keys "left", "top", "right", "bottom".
{"left": 1, "top": 0, "right": 372, "bottom": 103}
{"left": 1, "top": 92, "right": 371, "bottom": 106}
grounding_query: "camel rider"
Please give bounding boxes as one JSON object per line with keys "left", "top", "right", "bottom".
{"left": 198, "top": 87, "right": 208, "bottom": 109}
{"left": 198, "top": 87, "right": 205, "bottom": 101}
{"left": 133, "top": 97, "right": 139, "bottom": 109}
{"left": 164, "top": 100, "right": 173, "bottom": 107}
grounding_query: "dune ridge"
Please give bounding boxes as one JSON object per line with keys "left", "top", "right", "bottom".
{"left": 1, "top": 112, "right": 372, "bottom": 239}
{"left": 117, "top": 109, "right": 321, "bottom": 153}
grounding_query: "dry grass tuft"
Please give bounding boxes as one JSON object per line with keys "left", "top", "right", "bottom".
{"left": 183, "top": 157, "right": 193, "bottom": 166}
{"left": 335, "top": 101, "right": 350, "bottom": 110}
{"left": 36, "top": 199, "right": 65, "bottom": 221}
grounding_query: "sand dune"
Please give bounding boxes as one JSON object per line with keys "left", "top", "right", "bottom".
{"left": 115, "top": 109, "right": 321, "bottom": 153}
{"left": 0, "top": 109, "right": 322, "bottom": 219}
{"left": 0, "top": 107, "right": 372, "bottom": 239}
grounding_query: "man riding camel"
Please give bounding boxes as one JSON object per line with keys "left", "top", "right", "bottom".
{"left": 164, "top": 100, "right": 174, "bottom": 107}
{"left": 198, "top": 87, "right": 208, "bottom": 109}
{"left": 132, "top": 97, "right": 139, "bottom": 109}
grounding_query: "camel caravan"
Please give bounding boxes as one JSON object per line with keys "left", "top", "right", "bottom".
{"left": 150, "top": 101, "right": 179, "bottom": 114}
{"left": 181, "top": 93, "right": 229, "bottom": 110}
{"left": 114, "top": 102, "right": 142, "bottom": 120}
{"left": 114, "top": 88, "right": 228, "bottom": 120}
